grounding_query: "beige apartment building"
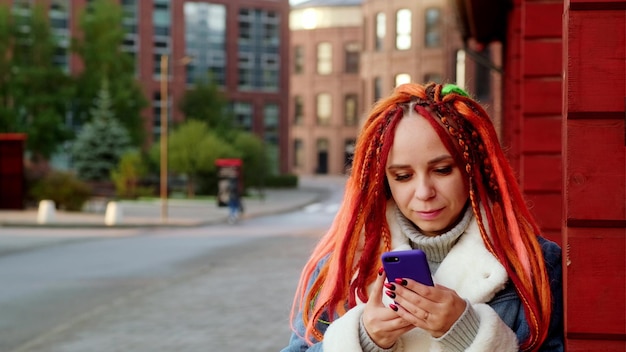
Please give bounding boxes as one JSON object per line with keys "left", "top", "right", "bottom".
{"left": 289, "top": 0, "right": 492, "bottom": 176}
{"left": 289, "top": 0, "right": 363, "bottom": 175}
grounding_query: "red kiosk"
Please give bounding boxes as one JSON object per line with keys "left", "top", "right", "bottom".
{"left": 215, "top": 158, "right": 242, "bottom": 207}
{"left": 0, "top": 133, "right": 27, "bottom": 209}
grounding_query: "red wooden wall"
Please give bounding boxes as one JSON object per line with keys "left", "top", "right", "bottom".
{"left": 562, "top": 0, "right": 626, "bottom": 350}
{"left": 503, "top": 0, "right": 565, "bottom": 246}
{"left": 502, "top": 0, "right": 626, "bottom": 349}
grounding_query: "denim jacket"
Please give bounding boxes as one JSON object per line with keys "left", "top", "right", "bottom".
{"left": 281, "top": 213, "right": 564, "bottom": 352}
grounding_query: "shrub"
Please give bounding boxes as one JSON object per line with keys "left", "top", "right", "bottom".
{"left": 111, "top": 150, "right": 153, "bottom": 199}
{"left": 29, "top": 171, "right": 92, "bottom": 211}
{"left": 263, "top": 174, "right": 299, "bottom": 188}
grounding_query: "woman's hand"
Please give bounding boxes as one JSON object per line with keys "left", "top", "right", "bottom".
{"left": 361, "top": 270, "right": 415, "bottom": 349}
{"left": 389, "top": 278, "right": 467, "bottom": 338}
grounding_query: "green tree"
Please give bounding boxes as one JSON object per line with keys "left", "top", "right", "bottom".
{"left": 72, "top": 80, "right": 131, "bottom": 181}
{"left": 151, "top": 120, "right": 239, "bottom": 197}
{"left": 229, "top": 131, "right": 269, "bottom": 189}
{"left": 177, "top": 77, "right": 234, "bottom": 133}
{"left": 0, "top": 4, "right": 16, "bottom": 131}
{"left": 110, "top": 150, "right": 150, "bottom": 199}
{"left": 72, "top": 0, "right": 146, "bottom": 145}
{"left": 0, "top": 3, "right": 73, "bottom": 161}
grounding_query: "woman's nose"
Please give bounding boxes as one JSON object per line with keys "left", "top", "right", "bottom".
{"left": 414, "top": 177, "right": 435, "bottom": 200}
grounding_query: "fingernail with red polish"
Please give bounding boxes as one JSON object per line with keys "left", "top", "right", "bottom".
{"left": 394, "top": 278, "right": 408, "bottom": 286}
{"left": 384, "top": 283, "right": 395, "bottom": 290}
{"left": 378, "top": 267, "right": 384, "bottom": 276}
{"left": 385, "top": 290, "right": 396, "bottom": 299}
{"left": 389, "top": 303, "right": 398, "bottom": 312}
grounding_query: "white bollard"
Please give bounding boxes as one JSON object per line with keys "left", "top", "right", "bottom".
{"left": 37, "top": 200, "right": 56, "bottom": 224}
{"left": 104, "top": 201, "right": 123, "bottom": 226}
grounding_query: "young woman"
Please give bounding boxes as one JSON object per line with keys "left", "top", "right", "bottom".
{"left": 281, "top": 83, "right": 563, "bottom": 351}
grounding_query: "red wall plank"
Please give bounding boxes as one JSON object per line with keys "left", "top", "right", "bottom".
{"left": 567, "top": 339, "right": 626, "bottom": 352}
{"left": 523, "top": 154, "right": 562, "bottom": 191}
{"left": 565, "top": 119, "right": 626, "bottom": 221}
{"left": 524, "top": 2, "right": 564, "bottom": 38}
{"left": 523, "top": 80, "right": 562, "bottom": 115}
{"left": 524, "top": 41, "right": 563, "bottom": 76}
{"left": 522, "top": 117, "right": 562, "bottom": 153}
{"left": 565, "top": 228, "right": 626, "bottom": 334}
{"left": 566, "top": 10, "right": 626, "bottom": 112}
{"left": 525, "top": 193, "right": 562, "bottom": 232}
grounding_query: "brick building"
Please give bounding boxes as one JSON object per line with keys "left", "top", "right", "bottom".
{"left": 1, "top": 0, "right": 291, "bottom": 174}
{"left": 289, "top": 0, "right": 499, "bottom": 175}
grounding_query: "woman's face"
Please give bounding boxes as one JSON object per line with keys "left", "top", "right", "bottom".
{"left": 385, "top": 113, "right": 469, "bottom": 236}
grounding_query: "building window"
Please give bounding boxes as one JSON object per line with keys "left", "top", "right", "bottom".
{"left": 317, "top": 42, "right": 332, "bottom": 75}
{"left": 237, "top": 52, "right": 253, "bottom": 90}
{"left": 264, "top": 103, "right": 280, "bottom": 175}
{"left": 395, "top": 73, "right": 411, "bottom": 87}
{"left": 316, "top": 93, "right": 331, "bottom": 126}
{"left": 373, "top": 77, "right": 382, "bottom": 102}
{"left": 294, "top": 95, "right": 303, "bottom": 125}
{"left": 153, "top": 0, "right": 170, "bottom": 36}
{"left": 425, "top": 8, "right": 442, "bottom": 48}
{"left": 231, "top": 101, "right": 253, "bottom": 130}
{"left": 396, "top": 9, "right": 411, "bottom": 50}
{"left": 152, "top": 0, "right": 170, "bottom": 78}
{"left": 294, "top": 138, "right": 304, "bottom": 168}
{"left": 294, "top": 45, "right": 304, "bottom": 74}
{"left": 344, "top": 42, "right": 359, "bottom": 74}
{"left": 50, "top": 0, "right": 71, "bottom": 72}
{"left": 184, "top": 3, "right": 226, "bottom": 86}
{"left": 375, "top": 12, "right": 385, "bottom": 51}
{"left": 237, "top": 8, "right": 281, "bottom": 92}
{"left": 344, "top": 94, "right": 358, "bottom": 126}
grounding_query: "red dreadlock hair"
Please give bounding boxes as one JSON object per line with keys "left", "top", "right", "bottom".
{"left": 288, "top": 82, "right": 552, "bottom": 351}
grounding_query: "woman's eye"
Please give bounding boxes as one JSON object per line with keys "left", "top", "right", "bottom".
{"left": 434, "top": 166, "right": 453, "bottom": 175}
{"left": 394, "top": 173, "right": 411, "bottom": 181}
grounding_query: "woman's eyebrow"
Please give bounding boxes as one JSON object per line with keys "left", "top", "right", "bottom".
{"left": 428, "top": 155, "right": 454, "bottom": 165}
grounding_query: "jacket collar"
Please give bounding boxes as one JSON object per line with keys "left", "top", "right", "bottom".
{"left": 387, "top": 203, "right": 509, "bottom": 304}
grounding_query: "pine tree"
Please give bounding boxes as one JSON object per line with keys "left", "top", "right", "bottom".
{"left": 71, "top": 80, "right": 130, "bottom": 181}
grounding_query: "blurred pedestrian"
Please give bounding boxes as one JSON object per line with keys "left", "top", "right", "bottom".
{"left": 227, "top": 178, "right": 242, "bottom": 224}
{"left": 281, "top": 82, "right": 563, "bottom": 351}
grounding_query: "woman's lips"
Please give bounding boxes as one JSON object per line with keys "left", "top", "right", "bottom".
{"left": 416, "top": 208, "right": 443, "bottom": 220}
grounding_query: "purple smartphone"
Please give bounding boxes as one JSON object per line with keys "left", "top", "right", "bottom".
{"left": 381, "top": 249, "right": 434, "bottom": 286}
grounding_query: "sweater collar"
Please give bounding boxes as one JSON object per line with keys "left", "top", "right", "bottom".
{"left": 394, "top": 205, "right": 473, "bottom": 265}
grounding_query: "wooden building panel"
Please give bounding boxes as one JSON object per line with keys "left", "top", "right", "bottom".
{"left": 524, "top": 2, "right": 564, "bottom": 37}
{"left": 568, "top": 339, "right": 626, "bottom": 352}
{"left": 566, "top": 10, "right": 626, "bottom": 112}
{"left": 523, "top": 80, "right": 562, "bottom": 115}
{"left": 565, "top": 119, "right": 625, "bottom": 221}
{"left": 565, "top": 227, "right": 626, "bottom": 334}
{"left": 522, "top": 154, "right": 562, "bottom": 191}
{"left": 522, "top": 117, "right": 562, "bottom": 153}
{"left": 525, "top": 193, "right": 562, "bottom": 236}
{"left": 523, "top": 41, "right": 562, "bottom": 76}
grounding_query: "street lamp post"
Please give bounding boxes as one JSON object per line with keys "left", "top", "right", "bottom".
{"left": 159, "top": 55, "right": 193, "bottom": 223}
{"left": 160, "top": 54, "right": 169, "bottom": 223}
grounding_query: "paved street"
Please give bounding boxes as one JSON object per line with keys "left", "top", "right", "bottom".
{"left": 8, "top": 234, "right": 321, "bottom": 352}
{"left": 0, "top": 175, "right": 347, "bottom": 352}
